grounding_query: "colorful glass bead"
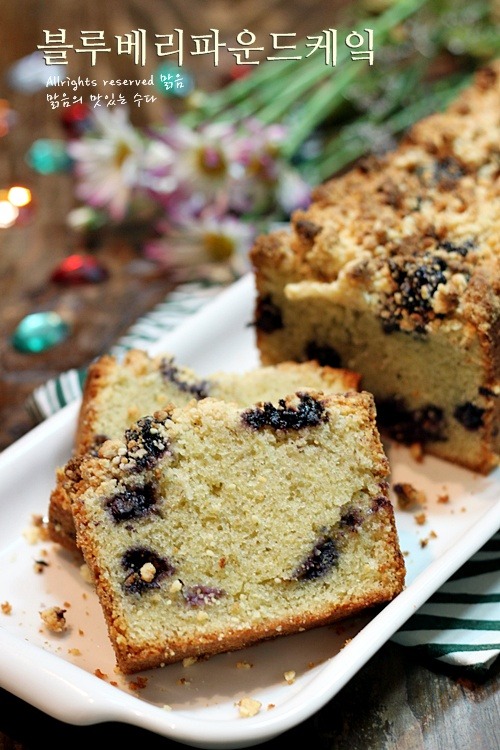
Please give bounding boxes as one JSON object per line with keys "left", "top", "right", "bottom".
{"left": 26, "top": 139, "right": 72, "bottom": 174}
{"left": 154, "top": 64, "right": 194, "bottom": 98}
{"left": 12, "top": 312, "right": 70, "bottom": 353}
{"left": 0, "top": 99, "right": 16, "bottom": 138}
{"left": 59, "top": 103, "right": 92, "bottom": 138}
{"left": 51, "top": 254, "right": 109, "bottom": 285}
{"left": 6, "top": 52, "right": 66, "bottom": 94}
{"left": 228, "top": 64, "right": 253, "bottom": 81}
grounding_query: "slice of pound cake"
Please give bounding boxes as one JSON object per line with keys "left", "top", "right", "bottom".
{"left": 72, "top": 390, "right": 405, "bottom": 673}
{"left": 48, "top": 349, "right": 360, "bottom": 551}
{"left": 250, "top": 63, "right": 500, "bottom": 474}
{"left": 48, "top": 349, "right": 210, "bottom": 551}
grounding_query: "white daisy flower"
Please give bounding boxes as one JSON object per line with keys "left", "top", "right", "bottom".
{"left": 67, "top": 108, "right": 149, "bottom": 221}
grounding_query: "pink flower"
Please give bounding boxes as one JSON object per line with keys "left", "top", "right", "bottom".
{"left": 151, "top": 120, "right": 235, "bottom": 202}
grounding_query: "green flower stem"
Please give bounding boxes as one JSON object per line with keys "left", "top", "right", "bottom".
{"left": 283, "top": 62, "right": 366, "bottom": 157}
{"left": 183, "top": 43, "right": 331, "bottom": 126}
{"left": 185, "top": 0, "right": 432, "bottom": 128}
{"left": 220, "top": 56, "right": 331, "bottom": 122}
{"left": 257, "top": 0, "right": 433, "bottom": 128}
{"left": 182, "top": 47, "right": 311, "bottom": 125}
{"left": 306, "top": 74, "right": 472, "bottom": 182}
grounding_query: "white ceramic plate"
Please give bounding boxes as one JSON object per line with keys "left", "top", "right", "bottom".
{"left": 0, "top": 273, "right": 498, "bottom": 749}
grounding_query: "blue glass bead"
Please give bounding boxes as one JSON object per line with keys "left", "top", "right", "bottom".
{"left": 12, "top": 312, "right": 70, "bottom": 353}
{"left": 26, "top": 139, "right": 73, "bottom": 174}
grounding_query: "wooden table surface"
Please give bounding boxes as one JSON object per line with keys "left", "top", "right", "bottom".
{"left": 0, "top": 2, "right": 499, "bottom": 748}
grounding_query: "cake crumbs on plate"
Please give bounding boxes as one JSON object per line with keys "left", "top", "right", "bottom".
{"left": 34, "top": 559, "right": 49, "bottom": 574}
{"left": 236, "top": 697, "right": 262, "bottom": 718}
{"left": 68, "top": 647, "right": 81, "bottom": 656}
{"left": 94, "top": 668, "right": 108, "bottom": 680}
{"left": 283, "top": 670, "right": 296, "bottom": 684}
{"left": 23, "top": 514, "right": 50, "bottom": 544}
{"left": 182, "top": 656, "right": 198, "bottom": 667}
{"left": 414, "top": 512, "right": 427, "bottom": 526}
{"left": 80, "top": 562, "right": 93, "bottom": 584}
{"left": 409, "top": 442, "right": 424, "bottom": 463}
{"left": 393, "top": 482, "right": 427, "bottom": 510}
{"left": 437, "top": 491, "right": 450, "bottom": 503}
{"left": 236, "top": 660, "right": 253, "bottom": 669}
{"left": 128, "top": 676, "right": 148, "bottom": 691}
{"left": 39, "top": 606, "right": 68, "bottom": 633}
{"left": 1, "top": 601, "right": 12, "bottom": 615}
{"left": 420, "top": 530, "right": 438, "bottom": 548}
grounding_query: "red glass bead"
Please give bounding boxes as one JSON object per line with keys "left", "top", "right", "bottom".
{"left": 51, "top": 254, "right": 109, "bottom": 285}
{"left": 59, "top": 103, "right": 92, "bottom": 138}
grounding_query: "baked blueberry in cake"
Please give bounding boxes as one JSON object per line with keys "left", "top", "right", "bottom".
{"left": 71, "top": 391, "right": 405, "bottom": 673}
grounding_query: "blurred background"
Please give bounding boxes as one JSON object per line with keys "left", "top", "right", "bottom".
{"left": 0, "top": 0, "right": 498, "bottom": 447}
{"left": 0, "top": 4, "right": 499, "bottom": 749}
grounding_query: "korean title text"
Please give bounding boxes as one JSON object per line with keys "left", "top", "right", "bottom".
{"left": 39, "top": 27, "right": 375, "bottom": 68}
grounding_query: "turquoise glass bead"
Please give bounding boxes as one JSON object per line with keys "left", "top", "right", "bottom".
{"left": 12, "top": 311, "right": 70, "bottom": 353}
{"left": 26, "top": 139, "right": 73, "bottom": 174}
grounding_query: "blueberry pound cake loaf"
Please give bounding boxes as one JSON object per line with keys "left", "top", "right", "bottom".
{"left": 71, "top": 391, "right": 405, "bottom": 673}
{"left": 48, "top": 349, "right": 360, "bottom": 551}
{"left": 250, "top": 63, "right": 500, "bottom": 474}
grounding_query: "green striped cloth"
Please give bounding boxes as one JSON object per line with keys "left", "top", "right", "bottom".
{"left": 392, "top": 532, "right": 500, "bottom": 672}
{"left": 25, "top": 278, "right": 500, "bottom": 674}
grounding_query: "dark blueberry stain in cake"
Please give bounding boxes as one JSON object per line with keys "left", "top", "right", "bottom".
{"left": 290, "top": 505, "right": 376, "bottom": 582}
{"left": 454, "top": 402, "right": 485, "bottom": 431}
{"left": 121, "top": 546, "right": 175, "bottom": 594}
{"left": 439, "top": 238, "right": 476, "bottom": 257}
{"left": 384, "top": 254, "right": 448, "bottom": 333}
{"left": 433, "top": 157, "right": 465, "bottom": 187}
{"left": 381, "top": 318, "right": 406, "bottom": 334}
{"left": 104, "top": 482, "right": 157, "bottom": 523}
{"left": 182, "top": 584, "right": 225, "bottom": 607}
{"left": 292, "top": 536, "right": 339, "bottom": 581}
{"left": 371, "top": 494, "right": 392, "bottom": 513}
{"left": 254, "top": 295, "right": 283, "bottom": 333}
{"left": 295, "top": 219, "right": 321, "bottom": 242}
{"left": 339, "top": 506, "right": 364, "bottom": 530}
{"left": 377, "top": 398, "right": 446, "bottom": 444}
{"left": 160, "top": 357, "right": 210, "bottom": 400}
{"left": 124, "top": 415, "right": 170, "bottom": 471}
{"left": 479, "top": 386, "right": 497, "bottom": 398}
{"left": 305, "top": 341, "right": 342, "bottom": 368}
{"left": 242, "top": 393, "right": 328, "bottom": 431}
